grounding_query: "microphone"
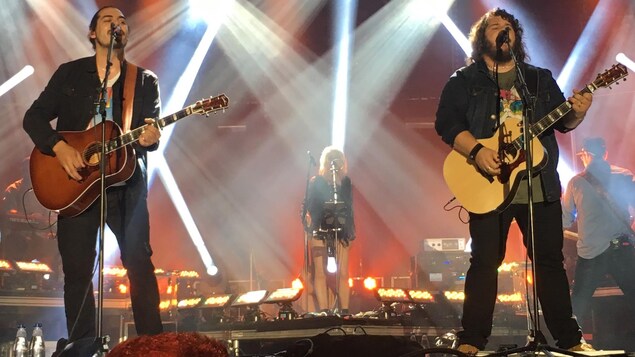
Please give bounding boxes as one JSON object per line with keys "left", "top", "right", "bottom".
{"left": 330, "top": 159, "right": 340, "bottom": 171}
{"left": 111, "top": 23, "right": 123, "bottom": 41}
{"left": 496, "top": 27, "right": 510, "bottom": 49}
{"left": 307, "top": 151, "right": 316, "bottom": 167}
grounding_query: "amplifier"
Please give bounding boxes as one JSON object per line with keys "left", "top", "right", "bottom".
{"left": 421, "top": 238, "right": 467, "bottom": 252}
{"left": 413, "top": 251, "right": 470, "bottom": 291}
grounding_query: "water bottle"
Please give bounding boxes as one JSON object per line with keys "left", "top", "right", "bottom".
{"left": 11, "top": 324, "right": 28, "bottom": 357}
{"left": 28, "top": 323, "right": 45, "bottom": 357}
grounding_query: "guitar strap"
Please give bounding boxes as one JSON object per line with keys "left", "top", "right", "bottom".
{"left": 122, "top": 62, "right": 138, "bottom": 133}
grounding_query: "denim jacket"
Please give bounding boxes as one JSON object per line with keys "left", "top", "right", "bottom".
{"left": 435, "top": 60, "right": 574, "bottom": 202}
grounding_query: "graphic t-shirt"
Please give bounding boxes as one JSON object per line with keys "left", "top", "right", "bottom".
{"left": 494, "top": 68, "right": 544, "bottom": 203}
{"left": 88, "top": 73, "right": 120, "bottom": 129}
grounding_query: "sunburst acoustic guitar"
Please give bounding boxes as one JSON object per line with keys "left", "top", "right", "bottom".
{"left": 30, "top": 94, "right": 229, "bottom": 217}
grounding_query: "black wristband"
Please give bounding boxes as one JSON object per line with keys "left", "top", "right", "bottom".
{"left": 468, "top": 143, "right": 484, "bottom": 161}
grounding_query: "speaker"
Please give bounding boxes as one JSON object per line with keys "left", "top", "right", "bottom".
{"left": 283, "top": 333, "right": 422, "bottom": 357}
{"left": 415, "top": 251, "right": 470, "bottom": 291}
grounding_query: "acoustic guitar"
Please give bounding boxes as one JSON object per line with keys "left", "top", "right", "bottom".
{"left": 443, "top": 64, "right": 628, "bottom": 214}
{"left": 30, "top": 94, "right": 229, "bottom": 217}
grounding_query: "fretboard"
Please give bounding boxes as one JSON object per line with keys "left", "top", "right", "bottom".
{"left": 106, "top": 106, "right": 194, "bottom": 153}
{"left": 507, "top": 82, "right": 597, "bottom": 152}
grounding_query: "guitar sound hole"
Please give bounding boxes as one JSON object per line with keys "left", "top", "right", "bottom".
{"left": 501, "top": 147, "right": 518, "bottom": 165}
{"left": 84, "top": 142, "right": 103, "bottom": 167}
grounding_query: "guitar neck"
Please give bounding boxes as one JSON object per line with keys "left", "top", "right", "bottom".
{"left": 507, "top": 83, "right": 598, "bottom": 152}
{"left": 106, "top": 105, "right": 195, "bottom": 153}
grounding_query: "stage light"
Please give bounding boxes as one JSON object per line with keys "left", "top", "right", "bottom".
{"left": 231, "top": 290, "right": 268, "bottom": 322}
{"left": 15, "top": 261, "right": 52, "bottom": 273}
{"left": 291, "top": 278, "right": 304, "bottom": 290}
{"left": 0, "top": 65, "right": 34, "bottom": 98}
{"left": 498, "top": 262, "right": 519, "bottom": 273}
{"left": 616, "top": 53, "right": 635, "bottom": 72}
{"left": 443, "top": 291, "right": 465, "bottom": 301}
{"left": 177, "top": 297, "right": 203, "bottom": 309}
{"left": 408, "top": 289, "right": 435, "bottom": 303}
{"left": 117, "top": 284, "right": 128, "bottom": 295}
{"left": 363, "top": 277, "right": 377, "bottom": 291}
{"left": 103, "top": 267, "right": 127, "bottom": 277}
{"left": 198, "top": 293, "right": 234, "bottom": 325}
{"left": 497, "top": 292, "right": 523, "bottom": 303}
{"left": 375, "top": 288, "right": 409, "bottom": 303}
{"left": 374, "top": 287, "right": 409, "bottom": 319}
{"left": 0, "top": 260, "right": 14, "bottom": 271}
{"left": 326, "top": 256, "right": 337, "bottom": 273}
{"left": 263, "top": 288, "right": 303, "bottom": 320}
{"left": 202, "top": 294, "right": 234, "bottom": 309}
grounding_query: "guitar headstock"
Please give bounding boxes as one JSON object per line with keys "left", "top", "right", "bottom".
{"left": 193, "top": 94, "right": 229, "bottom": 115}
{"left": 594, "top": 63, "right": 628, "bottom": 89}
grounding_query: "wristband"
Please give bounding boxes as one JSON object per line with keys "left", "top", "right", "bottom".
{"left": 468, "top": 143, "right": 484, "bottom": 161}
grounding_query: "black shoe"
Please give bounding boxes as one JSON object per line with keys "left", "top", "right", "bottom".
{"left": 51, "top": 338, "right": 68, "bottom": 357}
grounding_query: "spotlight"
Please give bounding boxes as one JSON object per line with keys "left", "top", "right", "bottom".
{"left": 326, "top": 256, "right": 337, "bottom": 273}
{"left": 263, "top": 288, "right": 303, "bottom": 320}
{"left": 0, "top": 260, "right": 14, "bottom": 271}
{"left": 407, "top": 289, "right": 435, "bottom": 304}
{"left": 230, "top": 290, "right": 268, "bottom": 322}
{"left": 374, "top": 287, "right": 409, "bottom": 319}
{"left": 177, "top": 297, "right": 204, "bottom": 331}
{"left": 11, "top": 261, "right": 53, "bottom": 291}
{"left": 198, "top": 293, "right": 233, "bottom": 325}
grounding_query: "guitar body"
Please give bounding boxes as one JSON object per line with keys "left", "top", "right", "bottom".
{"left": 30, "top": 121, "right": 135, "bottom": 217}
{"left": 443, "top": 117, "right": 547, "bottom": 214}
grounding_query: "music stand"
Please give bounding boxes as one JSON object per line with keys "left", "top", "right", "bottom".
{"left": 316, "top": 199, "right": 347, "bottom": 314}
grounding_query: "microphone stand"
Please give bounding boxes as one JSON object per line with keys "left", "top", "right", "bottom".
{"left": 94, "top": 24, "right": 119, "bottom": 356}
{"left": 300, "top": 151, "right": 315, "bottom": 312}
{"left": 485, "top": 37, "right": 580, "bottom": 357}
{"left": 326, "top": 161, "right": 341, "bottom": 314}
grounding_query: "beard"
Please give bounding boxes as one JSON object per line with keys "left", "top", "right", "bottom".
{"left": 485, "top": 40, "right": 513, "bottom": 62}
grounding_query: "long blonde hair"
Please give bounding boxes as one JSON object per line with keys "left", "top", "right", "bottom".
{"left": 318, "top": 146, "right": 348, "bottom": 180}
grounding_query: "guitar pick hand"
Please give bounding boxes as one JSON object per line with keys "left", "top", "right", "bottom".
{"left": 53, "top": 140, "right": 85, "bottom": 181}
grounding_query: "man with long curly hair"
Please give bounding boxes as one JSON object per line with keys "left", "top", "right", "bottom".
{"left": 435, "top": 8, "right": 594, "bottom": 354}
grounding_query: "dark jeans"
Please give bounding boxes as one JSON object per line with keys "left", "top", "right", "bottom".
{"left": 57, "top": 178, "right": 163, "bottom": 342}
{"left": 572, "top": 241, "right": 635, "bottom": 330}
{"left": 458, "top": 201, "right": 582, "bottom": 349}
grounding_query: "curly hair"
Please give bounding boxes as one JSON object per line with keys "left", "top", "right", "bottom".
{"left": 106, "top": 332, "right": 228, "bottom": 357}
{"left": 468, "top": 8, "right": 529, "bottom": 64}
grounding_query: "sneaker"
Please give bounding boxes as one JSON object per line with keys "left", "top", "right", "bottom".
{"left": 457, "top": 344, "right": 479, "bottom": 356}
{"left": 568, "top": 342, "right": 595, "bottom": 352}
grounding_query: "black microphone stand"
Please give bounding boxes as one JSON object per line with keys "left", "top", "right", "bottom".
{"left": 325, "top": 160, "right": 343, "bottom": 314}
{"left": 484, "top": 36, "right": 582, "bottom": 357}
{"left": 93, "top": 23, "right": 120, "bottom": 356}
{"left": 300, "top": 151, "right": 316, "bottom": 312}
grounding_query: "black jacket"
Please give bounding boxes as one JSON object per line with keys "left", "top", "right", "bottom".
{"left": 23, "top": 56, "right": 160, "bottom": 185}
{"left": 435, "top": 60, "right": 573, "bottom": 202}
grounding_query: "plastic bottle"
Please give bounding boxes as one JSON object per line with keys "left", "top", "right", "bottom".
{"left": 11, "top": 324, "right": 28, "bottom": 357}
{"left": 28, "top": 323, "right": 45, "bottom": 357}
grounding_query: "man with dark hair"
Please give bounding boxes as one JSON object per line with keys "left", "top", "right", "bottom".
{"left": 562, "top": 137, "right": 635, "bottom": 333}
{"left": 435, "top": 8, "right": 594, "bottom": 354}
{"left": 23, "top": 5, "right": 163, "bottom": 349}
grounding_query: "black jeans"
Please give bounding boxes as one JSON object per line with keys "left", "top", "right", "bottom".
{"left": 571, "top": 240, "right": 635, "bottom": 330}
{"left": 458, "top": 201, "right": 582, "bottom": 349}
{"left": 57, "top": 177, "right": 163, "bottom": 342}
